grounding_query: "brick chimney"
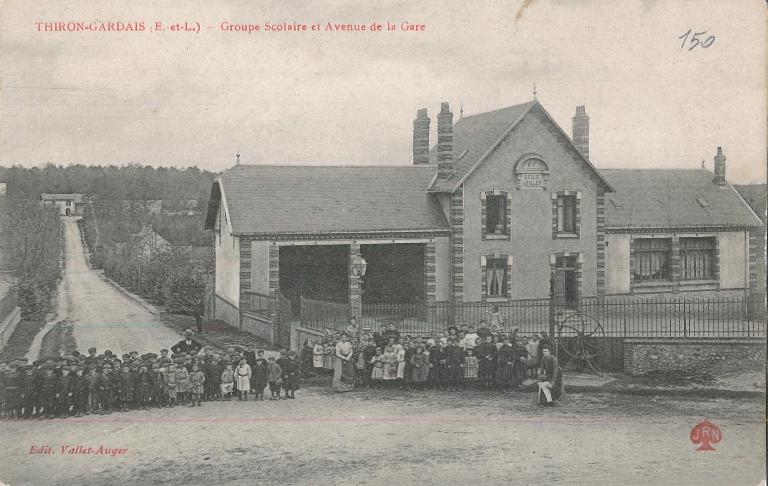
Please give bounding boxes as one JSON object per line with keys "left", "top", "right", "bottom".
{"left": 713, "top": 146, "right": 726, "bottom": 185}
{"left": 437, "top": 102, "right": 454, "bottom": 179}
{"left": 572, "top": 105, "right": 589, "bottom": 159}
{"left": 412, "top": 108, "right": 430, "bottom": 165}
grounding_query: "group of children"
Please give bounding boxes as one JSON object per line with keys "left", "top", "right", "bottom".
{"left": 305, "top": 321, "right": 555, "bottom": 391}
{"left": 0, "top": 345, "right": 301, "bottom": 420}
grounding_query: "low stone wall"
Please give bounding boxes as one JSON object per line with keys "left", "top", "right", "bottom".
{"left": 293, "top": 325, "right": 325, "bottom": 352}
{"left": 214, "top": 294, "right": 240, "bottom": 329}
{"left": 0, "top": 306, "right": 21, "bottom": 353}
{"left": 624, "top": 337, "right": 766, "bottom": 376}
{"left": 608, "top": 288, "right": 747, "bottom": 300}
{"left": 241, "top": 311, "right": 275, "bottom": 344}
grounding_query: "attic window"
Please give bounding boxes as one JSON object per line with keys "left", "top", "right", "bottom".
{"left": 611, "top": 199, "right": 623, "bottom": 209}
{"left": 697, "top": 198, "right": 709, "bottom": 208}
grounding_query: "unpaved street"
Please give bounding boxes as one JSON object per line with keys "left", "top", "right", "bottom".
{"left": 0, "top": 389, "right": 764, "bottom": 486}
{"left": 35, "top": 217, "right": 182, "bottom": 358}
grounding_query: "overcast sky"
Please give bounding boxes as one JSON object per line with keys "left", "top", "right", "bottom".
{"left": 1, "top": 0, "right": 765, "bottom": 183}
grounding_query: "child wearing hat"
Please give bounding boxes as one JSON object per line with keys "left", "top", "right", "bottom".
{"left": 235, "top": 358, "right": 252, "bottom": 401}
{"left": 137, "top": 365, "right": 152, "bottom": 410}
{"left": 118, "top": 365, "right": 133, "bottom": 412}
{"left": 70, "top": 367, "right": 87, "bottom": 417}
{"left": 40, "top": 365, "right": 57, "bottom": 418}
{"left": 251, "top": 351, "right": 268, "bottom": 401}
{"left": 21, "top": 365, "right": 39, "bottom": 418}
{"left": 84, "top": 365, "right": 99, "bottom": 414}
{"left": 163, "top": 363, "right": 177, "bottom": 407}
{"left": 55, "top": 366, "right": 73, "bottom": 418}
{"left": 189, "top": 364, "right": 205, "bottom": 407}
{"left": 266, "top": 357, "right": 282, "bottom": 400}
{"left": 97, "top": 365, "right": 113, "bottom": 414}
{"left": 220, "top": 363, "right": 235, "bottom": 400}
{"left": 281, "top": 351, "right": 299, "bottom": 399}
{"left": 175, "top": 361, "right": 190, "bottom": 404}
{"left": 205, "top": 356, "right": 223, "bottom": 401}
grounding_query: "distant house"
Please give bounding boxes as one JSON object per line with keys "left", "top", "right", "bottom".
{"left": 40, "top": 193, "right": 87, "bottom": 216}
{"left": 130, "top": 224, "right": 171, "bottom": 260}
{"left": 119, "top": 199, "right": 163, "bottom": 216}
{"left": 161, "top": 199, "right": 201, "bottom": 216}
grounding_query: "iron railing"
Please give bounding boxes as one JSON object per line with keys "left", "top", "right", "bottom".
{"left": 296, "top": 294, "right": 766, "bottom": 338}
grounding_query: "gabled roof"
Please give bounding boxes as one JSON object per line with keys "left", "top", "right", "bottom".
{"left": 734, "top": 184, "right": 767, "bottom": 224}
{"left": 40, "top": 193, "right": 87, "bottom": 203}
{"left": 602, "top": 169, "right": 763, "bottom": 229}
{"left": 204, "top": 165, "right": 449, "bottom": 236}
{"left": 427, "top": 101, "right": 614, "bottom": 193}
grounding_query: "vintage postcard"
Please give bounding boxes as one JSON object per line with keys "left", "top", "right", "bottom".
{"left": 0, "top": 0, "right": 765, "bottom": 485}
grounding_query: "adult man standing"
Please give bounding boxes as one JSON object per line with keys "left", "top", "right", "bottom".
{"left": 171, "top": 330, "right": 202, "bottom": 355}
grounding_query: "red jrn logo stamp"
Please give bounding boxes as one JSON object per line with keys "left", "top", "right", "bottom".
{"left": 690, "top": 419, "right": 722, "bottom": 451}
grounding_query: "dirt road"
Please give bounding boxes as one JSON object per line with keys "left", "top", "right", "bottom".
{"left": 32, "top": 217, "right": 183, "bottom": 358}
{"left": 0, "top": 389, "right": 764, "bottom": 485}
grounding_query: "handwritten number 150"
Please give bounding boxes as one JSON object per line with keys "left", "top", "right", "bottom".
{"left": 679, "top": 29, "right": 715, "bottom": 51}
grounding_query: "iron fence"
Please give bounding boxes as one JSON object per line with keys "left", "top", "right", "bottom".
{"left": 297, "top": 294, "right": 766, "bottom": 338}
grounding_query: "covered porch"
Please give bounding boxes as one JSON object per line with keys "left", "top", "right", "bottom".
{"left": 240, "top": 237, "right": 441, "bottom": 335}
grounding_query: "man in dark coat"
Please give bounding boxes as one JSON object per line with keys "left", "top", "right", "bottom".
{"left": 445, "top": 340, "right": 465, "bottom": 390}
{"left": 538, "top": 345, "right": 564, "bottom": 405}
{"left": 171, "top": 330, "right": 202, "bottom": 355}
{"left": 476, "top": 335, "right": 498, "bottom": 390}
{"left": 428, "top": 342, "right": 448, "bottom": 390}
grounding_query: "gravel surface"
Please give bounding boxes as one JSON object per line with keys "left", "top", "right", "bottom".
{"left": 52, "top": 217, "right": 183, "bottom": 357}
{"left": 0, "top": 388, "right": 763, "bottom": 486}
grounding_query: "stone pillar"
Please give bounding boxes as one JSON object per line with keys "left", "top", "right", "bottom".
{"left": 424, "top": 241, "right": 436, "bottom": 304}
{"left": 671, "top": 236, "right": 681, "bottom": 293}
{"left": 596, "top": 189, "right": 606, "bottom": 304}
{"left": 348, "top": 243, "right": 362, "bottom": 319}
{"left": 268, "top": 245, "right": 280, "bottom": 298}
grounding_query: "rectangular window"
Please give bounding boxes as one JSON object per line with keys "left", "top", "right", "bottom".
{"left": 553, "top": 256, "right": 578, "bottom": 310}
{"left": 556, "top": 195, "right": 576, "bottom": 234}
{"left": 680, "top": 237, "right": 715, "bottom": 280}
{"left": 633, "top": 238, "right": 672, "bottom": 282}
{"left": 486, "top": 195, "right": 507, "bottom": 235}
{"left": 485, "top": 257, "right": 507, "bottom": 298}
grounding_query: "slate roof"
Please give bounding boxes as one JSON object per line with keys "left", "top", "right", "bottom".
{"left": 205, "top": 165, "right": 449, "bottom": 236}
{"left": 427, "top": 101, "right": 614, "bottom": 193}
{"left": 602, "top": 169, "right": 763, "bottom": 229}
{"left": 734, "top": 184, "right": 767, "bottom": 224}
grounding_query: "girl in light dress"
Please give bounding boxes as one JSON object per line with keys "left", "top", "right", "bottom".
{"left": 235, "top": 358, "right": 252, "bottom": 401}
{"left": 382, "top": 344, "right": 399, "bottom": 383}
{"left": 369, "top": 348, "right": 385, "bottom": 385}
{"left": 312, "top": 339, "right": 324, "bottom": 371}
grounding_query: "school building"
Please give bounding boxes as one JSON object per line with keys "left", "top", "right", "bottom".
{"left": 203, "top": 99, "right": 763, "bottom": 337}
